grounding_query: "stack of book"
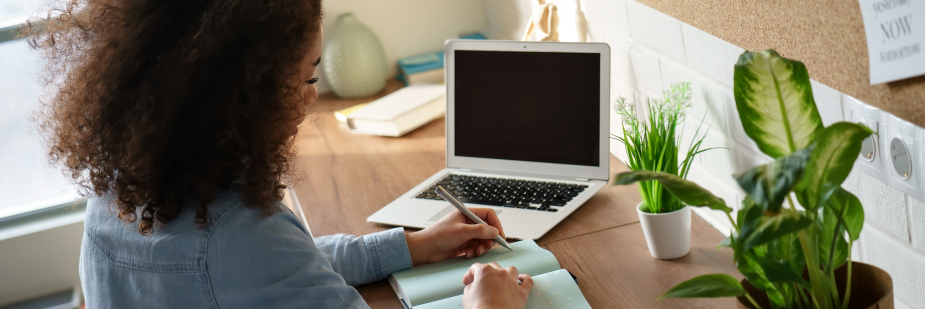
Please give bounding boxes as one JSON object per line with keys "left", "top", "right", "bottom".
{"left": 337, "top": 84, "right": 445, "bottom": 137}
{"left": 396, "top": 33, "right": 486, "bottom": 86}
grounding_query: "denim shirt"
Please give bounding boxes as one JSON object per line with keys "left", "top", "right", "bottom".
{"left": 79, "top": 187, "right": 413, "bottom": 308}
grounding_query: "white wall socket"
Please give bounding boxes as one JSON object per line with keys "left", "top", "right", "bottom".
{"left": 882, "top": 112, "right": 924, "bottom": 202}
{"left": 844, "top": 96, "right": 887, "bottom": 183}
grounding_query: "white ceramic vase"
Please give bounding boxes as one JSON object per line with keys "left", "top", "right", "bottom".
{"left": 636, "top": 202, "right": 691, "bottom": 259}
{"left": 321, "top": 13, "right": 388, "bottom": 99}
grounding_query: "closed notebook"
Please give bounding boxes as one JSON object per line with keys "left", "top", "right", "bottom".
{"left": 346, "top": 84, "right": 445, "bottom": 137}
{"left": 388, "top": 239, "right": 592, "bottom": 309}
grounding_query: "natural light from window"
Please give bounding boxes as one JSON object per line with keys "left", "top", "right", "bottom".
{"left": 0, "top": 1, "right": 79, "bottom": 219}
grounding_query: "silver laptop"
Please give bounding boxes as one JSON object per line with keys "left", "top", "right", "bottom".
{"left": 367, "top": 40, "right": 611, "bottom": 240}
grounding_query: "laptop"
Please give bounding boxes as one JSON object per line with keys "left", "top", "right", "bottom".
{"left": 367, "top": 40, "right": 611, "bottom": 240}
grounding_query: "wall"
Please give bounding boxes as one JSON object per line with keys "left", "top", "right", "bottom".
{"left": 315, "top": 0, "right": 489, "bottom": 94}
{"left": 481, "top": 0, "right": 925, "bottom": 308}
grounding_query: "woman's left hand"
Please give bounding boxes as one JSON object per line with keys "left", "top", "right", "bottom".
{"left": 405, "top": 208, "right": 505, "bottom": 266}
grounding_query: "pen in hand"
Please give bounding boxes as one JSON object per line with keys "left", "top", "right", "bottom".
{"left": 435, "top": 185, "right": 513, "bottom": 251}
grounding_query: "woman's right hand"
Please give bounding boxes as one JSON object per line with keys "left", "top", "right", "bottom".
{"left": 461, "top": 262, "right": 533, "bottom": 309}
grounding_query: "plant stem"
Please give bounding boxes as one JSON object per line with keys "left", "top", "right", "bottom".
{"left": 799, "top": 230, "right": 832, "bottom": 309}
{"left": 745, "top": 294, "right": 764, "bottom": 309}
{"left": 840, "top": 240, "right": 854, "bottom": 309}
{"left": 794, "top": 283, "right": 808, "bottom": 309}
{"left": 726, "top": 211, "right": 740, "bottom": 233}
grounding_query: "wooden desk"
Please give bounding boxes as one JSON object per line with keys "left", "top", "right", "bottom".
{"left": 294, "top": 80, "right": 741, "bottom": 308}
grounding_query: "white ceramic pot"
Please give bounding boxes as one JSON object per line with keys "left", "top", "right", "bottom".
{"left": 636, "top": 202, "right": 691, "bottom": 259}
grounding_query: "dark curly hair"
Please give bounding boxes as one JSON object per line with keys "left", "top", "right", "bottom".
{"left": 27, "top": 0, "right": 322, "bottom": 234}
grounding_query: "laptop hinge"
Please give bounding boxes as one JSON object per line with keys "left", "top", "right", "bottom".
{"left": 575, "top": 178, "right": 590, "bottom": 182}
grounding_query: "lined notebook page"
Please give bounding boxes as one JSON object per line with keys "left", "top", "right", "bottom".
{"left": 392, "top": 239, "right": 561, "bottom": 307}
{"left": 415, "top": 269, "right": 592, "bottom": 309}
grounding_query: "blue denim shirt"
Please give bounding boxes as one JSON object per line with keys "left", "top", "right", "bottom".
{"left": 80, "top": 186, "right": 413, "bottom": 308}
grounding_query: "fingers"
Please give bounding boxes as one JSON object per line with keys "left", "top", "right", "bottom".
{"left": 518, "top": 274, "right": 534, "bottom": 292}
{"left": 468, "top": 208, "right": 506, "bottom": 239}
{"left": 462, "top": 263, "right": 525, "bottom": 290}
{"left": 462, "top": 263, "right": 482, "bottom": 285}
{"left": 460, "top": 222, "right": 499, "bottom": 241}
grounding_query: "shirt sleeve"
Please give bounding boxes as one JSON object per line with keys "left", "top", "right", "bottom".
{"left": 206, "top": 203, "right": 375, "bottom": 309}
{"left": 313, "top": 227, "right": 414, "bottom": 286}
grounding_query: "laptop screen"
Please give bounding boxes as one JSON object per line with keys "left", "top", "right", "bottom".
{"left": 454, "top": 50, "right": 601, "bottom": 167}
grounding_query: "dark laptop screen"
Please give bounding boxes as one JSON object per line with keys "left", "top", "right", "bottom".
{"left": 454, "top": 50, "right": 600, "bottom": 167}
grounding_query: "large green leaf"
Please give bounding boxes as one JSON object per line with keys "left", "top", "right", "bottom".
{"left": 754, "top": 255, "right": 811, "bottom": 289}
{"left": 737, "top": 252, "right": 787, "bottom": 307}
{"left": 799, "top": 122, "right": 873, "bottom": 212}
{"left": 821, "top": 205, "right": 850, "bottom": 271}
{"left": 614, "top": 171, "right": 731, "bottom": 213}
{"left": 735, "top": 145, "right": 813, "bottom": 213}
{"left": 734, "top": 49, "right": 823, "bottom": 158}
{"left": 742, "top": 211, "right": 814, "bottom": 251}
{"left": 825, "top": 187, "right": 864, "bottom": 241}
{"left": 659, "top": 274, "right": 747, "bottom": 299}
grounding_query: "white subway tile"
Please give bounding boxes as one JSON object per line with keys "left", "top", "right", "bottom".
{"left": 910, "top": 196, "right": 925, "bottom": 254}
{"left": 724, "top": 91, "right": 764, "bottom": 155}
{"left": 859, "top": 224, "right": 925, "bottom": 306}
{"left": 895, "top": 297, "right": 914, "bottom": 309}
{"left": 810, "top": 79, "right": 845, "bottom": 127}
{"left": 731, "top": 140, "right": 772, "bottom": 175}
{"left": 680, "top": 24, "right": 744, "bottom": 88}
{"left": 625, "top": 1, "right": 685, "bottom": 63}
{"left": 587, "top": 24, "right": 607, "bottom": 42}
{"left": 696, "top": 130, "right": 737, "bottom": 180}
{"left": 604, "top": 32, "right": 636, "bottom": 89}
{"left": 856, "top": 172, "right": 911, "bottom": 243}
{"left": 628, "top": 46, "right": 663, "bottom": 97}
{"left": 583, "top": 0, "right": 630, "bottom": 36}
{"left": 659, "top": 59, "right": 730, "bottom": 135}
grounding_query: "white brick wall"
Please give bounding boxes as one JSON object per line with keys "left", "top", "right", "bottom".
{"left": 481, "top": 0, "right": 925, "bottom": 306}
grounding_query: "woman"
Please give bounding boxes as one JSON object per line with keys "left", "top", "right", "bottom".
{"left": 30, "top": 0, "right": 533, "bottom": 308}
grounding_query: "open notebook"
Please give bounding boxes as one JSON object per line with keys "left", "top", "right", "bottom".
{"left": 388, "top": 240, "right": 591, "bottom": 309}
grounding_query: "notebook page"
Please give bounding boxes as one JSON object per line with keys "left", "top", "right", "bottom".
{"left": 414, "top": 269, "right": 592, "bottom": 309}
{"left": 392, "top": 239, "right": 561, "bottom": 307}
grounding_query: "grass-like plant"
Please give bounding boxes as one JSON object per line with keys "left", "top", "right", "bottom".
{"left": 615, "top": 50, "right": 874, "bottom": 309}
{"left": 612, "top": 83, "right": 712, "bottom": 214}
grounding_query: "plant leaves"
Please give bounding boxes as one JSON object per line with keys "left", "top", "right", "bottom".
{"left": 827, "top": 188, "right": 865, "bottom": 241}
{"left": 821, "top": 206, "right": 850, "bottom": 271}
{"left": 659, "top": 274, "right": 747, "bottom": 299}
{"left": 799, "top": 122, "right": 873, "bottom": 212}
{"left": 754, "top": 255, "right": 811, "bottom": 289}
{"left": 735, "top": 145, "right": 813, "bottom": 213}
{"left": 734, "top": 49, "right": 824, "bottom": 158}
{"left": 614, "top": 171, "right": 731, "bottom": 213}
{"left": 736, "top": 252, "right": 787, "bottom": 307}
{"left": 742, "top": 211, "right": 813, "bottom": 251}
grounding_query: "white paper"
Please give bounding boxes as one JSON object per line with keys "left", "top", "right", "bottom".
{"left": 858, "top": 0, "right": 925, "bottom": 84}
{"left": 347, "top": 84, "right": 444, "bottom": 121}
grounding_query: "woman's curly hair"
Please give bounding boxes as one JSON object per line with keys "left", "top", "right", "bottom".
{"left": 28, "top": 0, "right": 322, "bottom": 234}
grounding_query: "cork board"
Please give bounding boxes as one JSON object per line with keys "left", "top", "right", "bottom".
{"left": 638, "top": 0, "right": 925, "bottom": 127}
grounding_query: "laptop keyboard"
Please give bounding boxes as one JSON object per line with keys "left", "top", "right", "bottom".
{"left": 414, "top": 174, "right": 588, "bottom": 212}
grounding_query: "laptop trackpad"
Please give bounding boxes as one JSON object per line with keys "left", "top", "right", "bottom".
{"left": 428, "top": 206, "right": 502, "bottom": 222}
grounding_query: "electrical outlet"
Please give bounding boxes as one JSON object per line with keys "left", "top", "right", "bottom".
{"left": 843, "top": 96, "right": 888, "bottom": 183}
{"left": 882, "top": 112, "right": 924, "bottom": 201}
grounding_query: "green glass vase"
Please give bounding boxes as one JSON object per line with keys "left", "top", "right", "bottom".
{"left": 321, "top": 13, "right": 388, "bottom": 99}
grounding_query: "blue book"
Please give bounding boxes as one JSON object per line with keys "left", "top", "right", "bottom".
{"left": 397, "top": 33, "right": 486, "bottom": 85}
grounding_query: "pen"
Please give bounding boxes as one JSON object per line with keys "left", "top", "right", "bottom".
{"left": 435, "top": 185, "right": 513, "bottom": 251}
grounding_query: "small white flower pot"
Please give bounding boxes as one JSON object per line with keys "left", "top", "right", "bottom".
{"left": 636, "top": 202, "right": 691, "bottom": 259}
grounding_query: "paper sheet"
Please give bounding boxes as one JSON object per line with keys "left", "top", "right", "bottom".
{"left": 392, "top": 239, "right": 561, "bottom": 307}
{"left": 415, "top": 269, "right": 592, "bottom": 309}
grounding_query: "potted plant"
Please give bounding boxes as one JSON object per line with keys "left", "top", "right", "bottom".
{"left": 612, "top": 83, "right": 712, "bottom": 259}
{"left": 615, "top": 50, "right": 893, "bottom": 308}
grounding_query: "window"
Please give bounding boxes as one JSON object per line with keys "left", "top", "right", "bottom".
{"left": 0, "top": 3, "right": 79, "bottom": 220}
